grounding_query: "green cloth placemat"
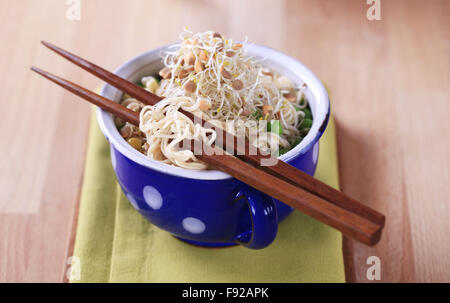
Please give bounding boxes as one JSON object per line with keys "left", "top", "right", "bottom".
{"left": 71, "top": 109, "right": 344, "bottom": 283}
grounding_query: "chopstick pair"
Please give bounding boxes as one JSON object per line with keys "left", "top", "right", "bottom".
{"left": 31, "top": 42, "right": 385, "bottom": 246}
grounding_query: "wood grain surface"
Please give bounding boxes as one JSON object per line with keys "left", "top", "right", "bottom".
{"left": 0, "top": 0, "right": 448, "bottom": 282}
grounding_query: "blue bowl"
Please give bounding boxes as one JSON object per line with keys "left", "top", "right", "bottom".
{"left": 97, "top": 44, "right": 330, "bottom": 249}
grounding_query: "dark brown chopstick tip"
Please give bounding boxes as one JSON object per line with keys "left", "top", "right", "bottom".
{"left": 30, "top": 66, "right": 52, "bottom": 80}
{"left": 30, "top": 66, "right": 43, "bottom": 74}
{"left": 41, "top": 40, "right": 52, "bottom": 48}
{"left": 41, "top": 41, "right": 63, "bottom": 55}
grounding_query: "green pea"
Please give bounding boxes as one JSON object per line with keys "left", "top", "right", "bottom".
{"left": 296, "top": 106, "right": 312, "bottom": 118}
{"left": 302, "top": 108, "right": 312, "bottom": 119}
{"left": 251, "top": 109, "right": 262, "bottom": 120}
{"left": 268, "top": 120, "right": 283, "bottom": 135}
{"left": 300, "top": 128, "right": 310, "bottom": 136}
{"left": 279, "top": 148, "right": 289, "bottom": 156}
{"left": 292, "top": 137, "right": 302, "bottom": 147}
{"left": 299, "top": 118, "right": 313, "bottom": 129}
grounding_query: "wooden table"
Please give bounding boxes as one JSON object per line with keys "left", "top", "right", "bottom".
{"left": 1, "top": 0, "right": 449, "bottom": 282}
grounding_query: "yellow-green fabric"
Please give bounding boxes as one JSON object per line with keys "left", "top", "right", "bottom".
{"left": 71, "top": 108, "right": 344, "bottom": 283}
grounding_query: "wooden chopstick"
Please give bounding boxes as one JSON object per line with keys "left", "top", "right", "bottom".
{"left": 30, "top": 66, "right": 383, "bottom": 245}
{"left": 30, "top": 67, "right": 139, "bottom": 125}
{"left": 41, "top": 41, "right": 385, "bottom": 228}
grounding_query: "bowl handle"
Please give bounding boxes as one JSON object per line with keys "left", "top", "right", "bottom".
{"left": 233, "top": 184, "right": 278, "bottom": 249}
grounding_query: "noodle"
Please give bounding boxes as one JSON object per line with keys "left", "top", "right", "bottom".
{"left": 115, "top": 30, "right": 313, "bottom": 170}
{"left": 139, "top": 97, "right": 214, "bottom": 170}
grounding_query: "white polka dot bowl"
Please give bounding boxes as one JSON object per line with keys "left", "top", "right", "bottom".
{"left": 97, "top": 43, "right": 330, "bottom": 249}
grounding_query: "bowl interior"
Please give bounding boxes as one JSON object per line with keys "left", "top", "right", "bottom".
{"left": 97, "top": 43, "right": 330, "bottom": 180}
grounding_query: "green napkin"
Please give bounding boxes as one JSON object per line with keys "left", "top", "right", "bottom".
{"left": 71, "top": 109, "right": 344, "bottom": 283}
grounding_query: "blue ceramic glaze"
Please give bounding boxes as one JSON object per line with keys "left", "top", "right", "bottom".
{"left": 97, "top": 43, "right": 330, "bottom": 249}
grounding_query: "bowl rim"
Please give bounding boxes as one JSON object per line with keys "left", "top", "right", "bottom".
{"left": 97, "top": 43, "right": 330, "bottom": 180}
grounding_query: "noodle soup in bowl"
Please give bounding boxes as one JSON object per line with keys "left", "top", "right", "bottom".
{"left": 97, "top": 43, "right": 330, "bottom": 250}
